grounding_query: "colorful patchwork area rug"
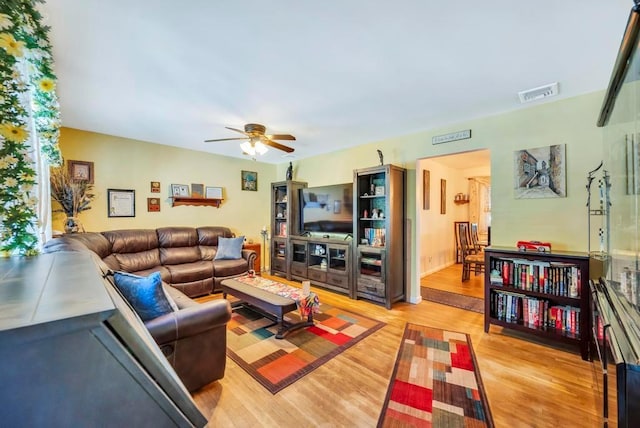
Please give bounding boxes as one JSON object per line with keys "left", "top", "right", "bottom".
{"left": 421, "top": 287, "right": 484, "bottom": 314}
{"left": 226, "top": 303, "right": 385, "bottom": 394}
{"left": 378, "top": 323, "right": 493, "bottom": 427}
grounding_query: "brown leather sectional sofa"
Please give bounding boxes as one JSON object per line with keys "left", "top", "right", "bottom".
{"left": 45, "top": 226, "right": 257, "bottom": 297}
{"left": 44, "top": 226, "right": 256, "bottom": 392}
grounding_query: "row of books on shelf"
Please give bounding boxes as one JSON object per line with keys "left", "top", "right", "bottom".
{"left": 363, "top": 228, "right": 385, "bottom": 246}
{"left": 489, "top": 257, "right": 580, "bottom": 298}
{"left": 490, "top": 290, "right": 581, "bottom": 336}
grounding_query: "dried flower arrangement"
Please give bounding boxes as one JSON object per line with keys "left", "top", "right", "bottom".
{"left": 50, "top": 161, "right": 94, "bottom": 232}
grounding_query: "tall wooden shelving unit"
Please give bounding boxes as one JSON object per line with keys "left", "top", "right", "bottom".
{"left": 270, "top": 180, "right": 306, "bottom": 278}
{"left": 353, "top": 164, "right": 406, "bottom": 308}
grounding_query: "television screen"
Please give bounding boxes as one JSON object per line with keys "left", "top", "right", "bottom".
{"left": 300, "top": 183, "right": 353, "bottom": 234}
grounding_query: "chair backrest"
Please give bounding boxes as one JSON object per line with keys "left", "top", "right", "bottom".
{"left": 457, "top": 222, "right": 474, "bottom": 258}
{"left": 470, "top": 223, "right": 481, "bottom": 251}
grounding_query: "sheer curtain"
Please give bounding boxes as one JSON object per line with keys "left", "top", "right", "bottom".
{"left": 468, "top": 177, "right": 491, "bottom": 244}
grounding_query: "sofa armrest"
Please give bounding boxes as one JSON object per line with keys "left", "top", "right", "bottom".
{"left": 242, "top": 249, "right": 257, "bottom": 271}
{"left": 145, "top": 299, "right": 232, "bottom": 345}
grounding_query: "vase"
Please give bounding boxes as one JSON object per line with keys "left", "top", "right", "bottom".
{"left": 64, "top": 217, "right": 80, "bottom": 233}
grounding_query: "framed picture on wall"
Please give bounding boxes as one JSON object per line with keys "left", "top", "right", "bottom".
{"left": 108, "top": 189, "right": 135, "bottom": 217}
{"left": 68, "top": 160, "right": 94, "bottom": 184}
{"left": 440, "top": 179, "right": 446, "bottom": 215}
{"left": 147, "top": 197, "right": 160, "bottom": 212}
{"left": 241, "top": 170, "right": 258, "bottom": 191}
{"left": 171, "top": 184, "right": 189, "bottom": 197}
{"left": 423, "top": 170, "right": 430, "bottom": 210}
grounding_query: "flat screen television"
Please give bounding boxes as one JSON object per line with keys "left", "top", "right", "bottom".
{"left": 300, "top": 183, "right": 353, "bottom": 234}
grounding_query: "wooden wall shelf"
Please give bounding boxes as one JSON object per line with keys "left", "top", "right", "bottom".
{"left": 171, "top": 197, "right": 222, "bottom": 208}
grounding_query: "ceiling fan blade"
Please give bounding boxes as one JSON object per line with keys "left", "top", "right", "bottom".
{"left": 204, "top": 137, "right": 247, "bottom": 142}
{"left": 267, "top": 134, "right": 296, "bottom": 141}
{"left": 263, "top": 138, "right": 295, "bottom": 153}
{"left": 225, "top": 126, "right": 249, "bottom": 136}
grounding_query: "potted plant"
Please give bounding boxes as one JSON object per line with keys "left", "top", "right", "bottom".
{"left": 50, "top": 161, "right": 94, "bottom": 233}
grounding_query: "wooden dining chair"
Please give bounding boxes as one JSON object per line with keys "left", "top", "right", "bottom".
{"left": 470, "top": 223, "right": 484, "bottom": 253}
{"left": 454, "top": 221, "right": 470, "bottom": 263}
{"left": 458, "top": 222, "right": 485, "bottom": 281}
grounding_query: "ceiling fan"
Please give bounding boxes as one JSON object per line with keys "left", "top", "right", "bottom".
{"left": 204, "top": 123, "right": 295, "bottom": 155}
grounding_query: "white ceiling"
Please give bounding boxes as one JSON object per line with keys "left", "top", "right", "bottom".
{"left": 42, "top": 1, "right": 632, "bottom": 164}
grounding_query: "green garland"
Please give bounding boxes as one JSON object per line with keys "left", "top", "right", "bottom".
{"left": 0, "top": 0, "right": 61, "bottom": 256}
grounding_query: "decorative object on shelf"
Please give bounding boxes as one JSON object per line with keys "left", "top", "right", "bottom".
{"left": 371, "top": 208, "right": 379, "bottom": 219}
{"left": 150, "top": 181, "right": 160, "bottom": 193}
{"left": 171, "top": 184, "right": 189, "bottom": 197}
{"left": 50, "top": 161, "right": 95, "bottom": 233}
{"left": 454, "top": 192, "right": 470, "bottom": 204}
{"left": 440, "top": 179, "right": 446, "bottom": 214}
{"left": 377, "top": 149, "right": 384, "bottom": 166}
{"left": 286, "top": 161, "right": 293, "bottom": 180}
{"left": 205, "top": 186, "right": 223, "bottom": 199}
{"left": 107, "top": 189, "right": 135, "bottom": 217}
{"left": 375, "top": 186, "right": 384, "bottom": 195}
{"left": 514, "top": 144, "right": 566, "bottom": 199}
{"left": 191, "top": 183, "right": 204, "bottom": 198}
{"left": 423, "top": 170, "right": 430, "bottom": 210}
{"left": 68, "top": 160, "right": 94, "bottom": 184}
{"left": 516, "top": 240, "right": 551, "bottom": 252}
{"left": 147, "top": 197, "right": 160, "bottom": 212}
{"left": 241, "top": 170, "right": 258, "bottom": 191}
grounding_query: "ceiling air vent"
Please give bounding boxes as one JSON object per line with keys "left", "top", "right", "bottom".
{"left": 518, "top": 82, "right": 559, "bottom": 104}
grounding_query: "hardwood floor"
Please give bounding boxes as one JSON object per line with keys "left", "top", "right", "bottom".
{"left": 421, "top": 263, "right": 484, "bottom": 299}
{"left": 193, "top": 273, "right": 604, "bottom": 427}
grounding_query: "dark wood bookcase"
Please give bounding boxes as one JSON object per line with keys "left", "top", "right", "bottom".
{"left": 353, "top": 164, "right": 406, "bottom": 309}
{"left": 484, "top": 246, "right": 591, "bottom": 361}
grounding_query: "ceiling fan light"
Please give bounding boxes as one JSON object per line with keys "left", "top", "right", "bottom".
{"left": 255, "top": 141, "right": 268, "bottom": 155}
{"left": 240, "top": 141, "right": 255, "bottom": 156}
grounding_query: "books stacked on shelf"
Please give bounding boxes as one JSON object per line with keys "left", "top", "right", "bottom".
{"left": 491, "top": 290, "right": 581, "bottom": 337}
{"left": 363, "top": 228, "right": 385, "bottom": 246}
{"left": 489, "top": 258, "right": 580, "bottom": 298}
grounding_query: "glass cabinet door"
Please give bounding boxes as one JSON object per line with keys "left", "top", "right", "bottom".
{"left": 328, "top": 245, "right": 348, "bottom": 273}
{"left": 271, "top": 238, "right": 287, "bottom": 273}
{"left": 358, "top": 248, "right": 384, "bottom": 281}
{"left": 308, "top": 242, "right": 328, "bottom": 271}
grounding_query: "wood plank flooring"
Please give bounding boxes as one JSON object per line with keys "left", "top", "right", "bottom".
{"left": 193, "top": 272, "right": 605, "bottom": 427}
{"left": 421, "top": 263, "right": 484, "bottom": 298}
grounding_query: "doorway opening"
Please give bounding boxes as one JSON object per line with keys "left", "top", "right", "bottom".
{"left": 417, "top": 149, "right": 491, "bottom": 303}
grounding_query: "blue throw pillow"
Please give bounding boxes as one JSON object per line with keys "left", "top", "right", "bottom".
{"left": 113, "top": 271, "right": 174, "bottom": 322}
{"left": 214, "top": 236, "right": 244, "bottom": 260}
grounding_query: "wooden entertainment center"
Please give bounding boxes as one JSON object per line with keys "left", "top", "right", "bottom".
{"left": 269, "top": 164, "right": 406, "bottom": 308}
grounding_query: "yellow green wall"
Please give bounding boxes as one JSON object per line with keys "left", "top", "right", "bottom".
{"left": 59, "top": 90, "right": 605, "bottom": 304}
{"left": 281, "top": 90, "right": 605, "bottom": 303}
{"left": 56, "top": 128, "right": 277, "bottom": 244}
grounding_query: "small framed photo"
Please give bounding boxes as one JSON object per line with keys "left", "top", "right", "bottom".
{"left": 68, "top": 160, "right": 94, "bottom": 183}
{"left": 108, "top": 189, "right": 135, "bottom": 217}
{"left": 374, "top": 186, "right": 385, "bottom": 195}
{"left": 205, "top": 186, "right": 223, "bottom": 199}
{"left": 191, "top": 183, "right": 204, "bottom": 198}
{"left": 171, "top": 184, "right": 189, "bottom": 197}
{"left": 147, "top": 197, "right": 160, "bottom": 212}
{"left": 241, "top": 170, "right": 258, "bottom": 191}
{"left": 150, "top": 181, "right": 161, "bottom": 193}
{"left": 334, "top": 200, "right": 341, "bottom": 214}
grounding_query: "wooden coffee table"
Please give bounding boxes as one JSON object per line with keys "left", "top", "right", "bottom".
{"left": 221, "top": 277, "right": 316, "bottom": 339}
